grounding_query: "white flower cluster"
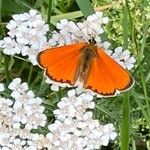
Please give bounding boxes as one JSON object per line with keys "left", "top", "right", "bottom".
{"left": 0, "top": 10, "right": 49, "bottom": 65}
{"left": 0, "top": 80, "right": 117, "bottom": 149}
{"left": 46, "top": 12, "right": 136, "bottom": 93}
{"left": 0, "top": 78, "right": 47, "bottom": 149}
{"left": 8, "top": 78, "right": 47, "bottom": 129}
{"left": 49, "top": 12, "right": 108, "bottom": 47}
{"left": 111, "top": 46, "right": 136, "bottom": 70}
{"left": 46, "top": 90, "right": 117, "bottom": 149}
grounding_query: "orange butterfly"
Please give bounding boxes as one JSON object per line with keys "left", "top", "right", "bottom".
{"left": 38, "top": 39, "right": 134, "bottom": 96}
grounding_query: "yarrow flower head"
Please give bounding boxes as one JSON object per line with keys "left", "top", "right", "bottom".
{"left": 0, "top": 78, "right": 47, "bottom": 149}
{"left": 8, "top": 78, "right": 46, "bottom": 129}
{"left": 46, "top": 90, "right": 117, "bottom": 149}
{"left": 0, "top": 79, "right": 117, "bottom": 149}
{"left": 111, "top": 47, "right": 136, "bottom": 70}
{"left": 0, "top": 10, "right": 49, "bottom": 65}
{"left": 49, "top": 12, "right": 108, "bottom": 47}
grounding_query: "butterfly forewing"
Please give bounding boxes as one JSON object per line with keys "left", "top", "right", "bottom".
{"left": 84, "top": 47, "right": 133, "bottom": 96}
{"left": 38, "top": 43, "right": 85, "bottom": 84}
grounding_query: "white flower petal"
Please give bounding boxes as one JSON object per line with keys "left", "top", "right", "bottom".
{"left": 0, "top": 83, "right": 5, "bottom": 92}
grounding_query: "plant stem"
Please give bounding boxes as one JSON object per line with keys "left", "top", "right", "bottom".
{"left": 47, "top": 0, "right": 52, "bottom": 25}
{"left": 4, "top": 55, "right": 11, "bottom": 84}
{"left": 0, "top": 0, "right": 2, "bottom": 22}
{"left": 121, "top": 1, "right": 130, "bottom": 149}
{"left": 121, "top": 92, "right": 130, "bottom": 150}
{"left": 28, "top": 65, "right": 33, "bottom": 85}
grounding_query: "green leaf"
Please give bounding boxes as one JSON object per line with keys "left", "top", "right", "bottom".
{"left": 131, "top": 89, "right": 150, "bottom": 126}
{"left": 50, "top": 11, "right": 83, "bottom": 25}
{"left": 122, "top": 3, "right": 129, "bottom": 49}
{"left": 0, "top": 0, "right": 2, "bottom": 22}
{"left": 47, "top": 0, "right": 52, "bottom": 25}
{"left": 121, "top": 92, "right": 130, "bottom": 150}
{"left": 34, "top": 0, "right": 46, "bottom": 8}
{"left": 75, "top": 0, "right": 95, "bottom": 17}
{"left": 1, "top": 0, "right": 29, "bottom": 18}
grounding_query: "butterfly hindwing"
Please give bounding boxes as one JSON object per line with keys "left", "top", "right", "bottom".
{"left": 84, "top": 48, "right": 133, "bottom": 96}
{"left": 38, "top": 43, "right": 85, "bottom": 84}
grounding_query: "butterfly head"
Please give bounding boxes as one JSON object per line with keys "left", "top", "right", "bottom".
{"left": 88, "top": 37, "right": 96, "bottom": 46}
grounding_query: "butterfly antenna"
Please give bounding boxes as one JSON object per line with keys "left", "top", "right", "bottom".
{"left": 71, "top": 23, "right": 90, "bottom": 43}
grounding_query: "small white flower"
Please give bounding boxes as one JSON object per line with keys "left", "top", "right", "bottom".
{"left": 67, "top": 89, "right": 76, "bottom": 97}
{"left": 0, "top": 83, "right": 5, "bottom": 92}
{"left": 124, "top": 56, "right": 136, "bottom": 70}
{"left": 13, "top": 115, "right": 21, "bottom": 122}
{"left": 111, "top": 47, "right": 136, "bottom": 70}
{"left": 13, "top": 122, "right": 21, "bottom": 128}
{"left": 64, "top": 118, "right": 72, "bottom": 125}
{"left": 29, "top": 9, "right": 38, "bottom": 17}
{"left": 1, "top": 37, "right": 18, "bottom": 55}
{"left": 51, "top": 84, "right": 60, "bottom": 91}
{"left": 56, "top": 19, "right": 69, "bottom": 30}
{"left": 2, "top": 147, "right": 10, "bottom": 150}
{"left": 77, "top": 122, "right": 87, "bottom": 129}
{"left": 25, "top": 123, "right": 33, "bottom": 130}
{"left": 21, "top": 117, "right": 28, "bottom": 124}
{"left": 11, "top": 91, "right": 21, "bottom": 100}
{"left": 45, "top": 78, "right": 70, "bottom": 92}
{"left": 8, "top": 78, "right": 21, "bottom": 90}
